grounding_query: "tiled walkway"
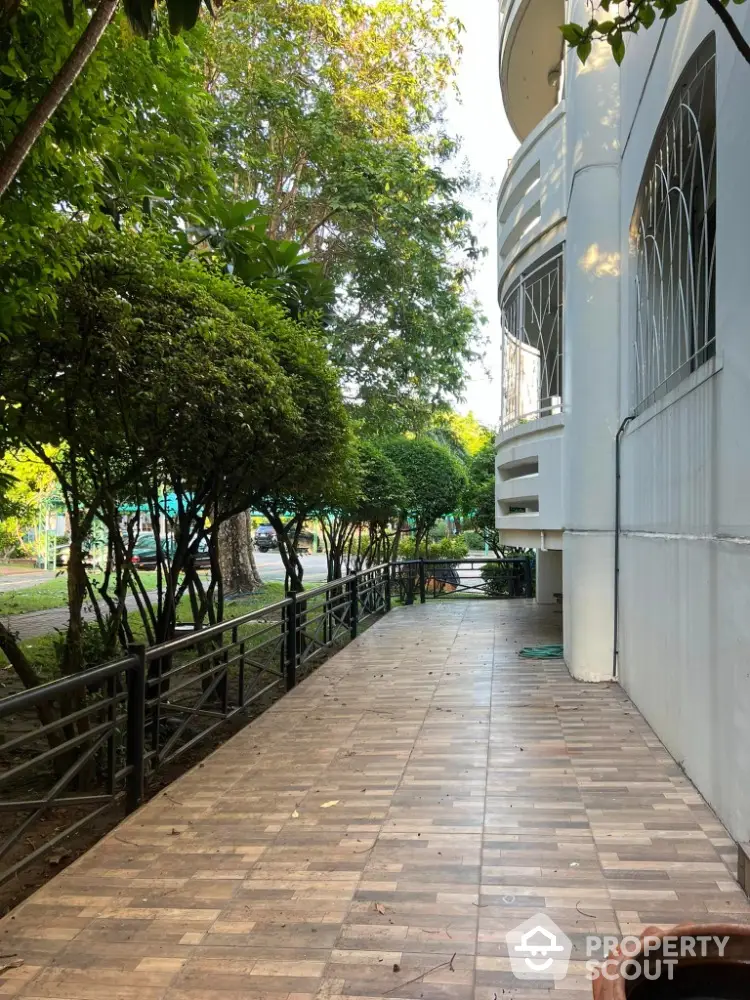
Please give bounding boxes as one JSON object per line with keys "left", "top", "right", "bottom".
{"left": 1, "top": 601, "right": 747, "bottom": 1000}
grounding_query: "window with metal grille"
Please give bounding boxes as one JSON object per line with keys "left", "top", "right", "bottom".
{"left": 500, "top": 246, "right": 564, "bottom": 431}
{"left": 631, "top": 35, "right": 716, "bottom": 414}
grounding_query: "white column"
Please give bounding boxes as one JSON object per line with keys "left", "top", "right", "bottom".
{"left": 562, "top": 17, "right": 621, "bottom": 681}
{"left": 536, "top": 549, "right": 562, "bottom": 605}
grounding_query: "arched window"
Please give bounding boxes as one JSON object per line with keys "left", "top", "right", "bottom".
{"left": 631, "top": 35, "right": 716, "bottom": 414}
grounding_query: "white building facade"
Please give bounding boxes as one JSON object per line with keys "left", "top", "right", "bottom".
{"left": 496, "top": 0, "right": 750, "bottom": 842}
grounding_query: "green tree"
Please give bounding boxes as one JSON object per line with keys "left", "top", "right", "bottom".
{"left": 204, "top": 0, "right": 484, "bottom": 422}
{"left": 382, "top": 436, "right": 466, "bottom": 556}
{"left": 562, "top": 0, "right": 750, "bottom": 67}
{"left": 0, "top": 228, "right": 322, "bottom": 682}
{"left": 0, "top": 0, "right": 218, "bottom": 198}
{"left": 0, "top": 0, "right": 214, "bottom": 333}
{"left": 461, "top": 440, "right": 501, "bottom": 556}
{"left": 185, "top": 197, "right": 337, "bottom": 594}
{"left": 318, "top": 439, "right": 410, "bottom": 580}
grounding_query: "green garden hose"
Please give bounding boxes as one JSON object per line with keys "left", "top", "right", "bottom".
{"left": 519, "top": 644, "right": 564, "bottom": 659}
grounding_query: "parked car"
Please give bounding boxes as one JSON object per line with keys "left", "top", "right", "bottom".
{"left": 52, "top": 545, "right": 96, "bottom": 569}
{"left": 254, "top": 524, "right": 278, "bottom": 552}
{"left": 129, "top": 533, "right": 211, "bottom": 571}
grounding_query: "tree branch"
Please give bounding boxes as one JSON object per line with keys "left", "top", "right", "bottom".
{"left": 703, "top": 0, "right": 750, "bottom": 65}
{"left": 0, "top": 0, "right": 120, "bottom": 198}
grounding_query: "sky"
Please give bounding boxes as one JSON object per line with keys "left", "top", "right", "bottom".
{"left": 443, "top": 0, "right": 518, "bottom": 428}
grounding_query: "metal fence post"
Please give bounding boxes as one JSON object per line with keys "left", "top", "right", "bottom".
{"left": 384, "top": 564, "right": 392, "bottom": 613}
{"left": 126, "top": 644, "right": 146, "bottom": 814}
{"left": 418, "top": 558, "right": 426, "bottom": 604}
{"left": 235, "top": 625, "right": 246, "bottom": 708}
{"left": 524, "top": 557, "right": 532, "bottom": 598}
{"left": 404, "top": 564, "right": 414, "bottom": 606}
{"left": 350, "top": 573, "right": 359, "bottom": 639}
{"left": 284, "top": 594, "right": 297, "bottom": 691}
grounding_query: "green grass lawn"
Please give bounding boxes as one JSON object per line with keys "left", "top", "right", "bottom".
{"left": 0, "top": 572, "right": 161, "bottom": 616}
{"left": 0, "top": 580, "right": 288, "bottom": 683}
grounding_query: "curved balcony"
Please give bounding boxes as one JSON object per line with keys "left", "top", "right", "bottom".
{"left": 497, "top": 101, "right": 566, "bottom": 285}
{"left": 495, "top": 244, "right": 564, "bottom": 549}
{"left": 495, "top": 414, "right": 564, "bottom": 549}
{"left": 499, "top": 0, "right": 565, "bottom": 141}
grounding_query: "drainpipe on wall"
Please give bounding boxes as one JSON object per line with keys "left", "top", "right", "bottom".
{"left": 613, "top": 415, "right": 635, "bottom": 679}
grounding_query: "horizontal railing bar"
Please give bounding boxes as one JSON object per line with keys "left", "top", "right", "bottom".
{"left": 234, "top": 621, "right": 283, "bottom": 643}
{"left": 0, "top": 727, "right": 114, "bottom": 863}
{"left": 146, "top": 665, "right": 229, "bottom": 706}
{"left": 0, "top": 717, "right": 119, "bottom": 788}
{"left": 300, "top": 575, "right": 356, "bottom": 602}
{"left": 144, "top": 598, "right": 292, "bottom": 661}
{"left": 0, "top": 801, "right": 113, "bottom": 888}
{"left": 0, "top": 794, "right": 113, "bottom": 812}
{"left": 156, "top": 711, "right": 238, "bottom": 767}
{"left": 403, "top": 557, "right": 530, "bottom": 564}
{"left": 0, "top": 693, "right": 128, "bottom": 756}
{"left": 0, "top": 657, "right": 137, "bottom": 719}
{"left": 156, "top": 624, "right": 282, "bottom": 681}
{"left": 150, "top": 646, "right": 238, "bottom": 686}
{"left": 155, "top": 703, "right": 226, "bottom": 721}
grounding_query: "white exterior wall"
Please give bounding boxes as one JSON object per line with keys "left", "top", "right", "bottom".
{"left": 615, "top": 4, "right": 750, "bottom": 841}
{"left": 496, "top": 0, "right": 750, "bottom": 840}
{"left": 537, "top": 548, "right": 563, "bottom": 605}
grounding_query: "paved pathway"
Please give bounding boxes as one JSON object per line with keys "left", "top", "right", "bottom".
{"left": 0, "top": 601, "right": 747, "bottom": 999}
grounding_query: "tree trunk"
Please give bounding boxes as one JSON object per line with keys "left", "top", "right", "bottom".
{"left": 0, "top": 0, "right": 119, "bottom": 198}
{"left": 265, "top": 512, "right": 304, "bottom": 593}
{"left": 0, "top": 621, "right": 44, "bottom": 694}
{"left": 390, "top": 516, "right": 405, "bottom": 562}
{"left": 218, "top": 511, "right": 262, "bottom": 594}
{"left": 62, "top": 532, "right": 87, "bottom": 676}
{"left": 0, "top": 621, "right": 64, "bottom": 749}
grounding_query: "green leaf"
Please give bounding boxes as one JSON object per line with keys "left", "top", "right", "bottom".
{"left": 560, "top": 22, "right": 586, "bottom": 44}
{"left": 577, "top": 39, "right": 592, "bottom": 63}
{"left": 610, "top": 31, "right": 626, "bottom": 64}
{"left": 636, "top": 2, "right": 657, "bottom": 26}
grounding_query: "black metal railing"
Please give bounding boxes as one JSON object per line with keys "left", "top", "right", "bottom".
{"left": 394, "top": 556, "right": 533, "bottom": 603}
{"left": 0, "top": 655, "right": 143, "bottom": 886}
{"left": 0, "top": 557, "right": 529, "bottom": 885}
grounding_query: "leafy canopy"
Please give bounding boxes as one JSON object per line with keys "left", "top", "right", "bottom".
{"left": 382, "top": 436, "right": 467, "bottom": 542}
{"left": 0, "top": 0, "right": 215, "bottom": 334}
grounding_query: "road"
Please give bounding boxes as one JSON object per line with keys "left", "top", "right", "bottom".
{"left": 252, "top": 550, "right": 327, "bottom": 583}
{"left": 0, "top": 569, "right": 55, "bottom": 592}
{"left": 1, "top": 552, "right": 328, "bottom": 641}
